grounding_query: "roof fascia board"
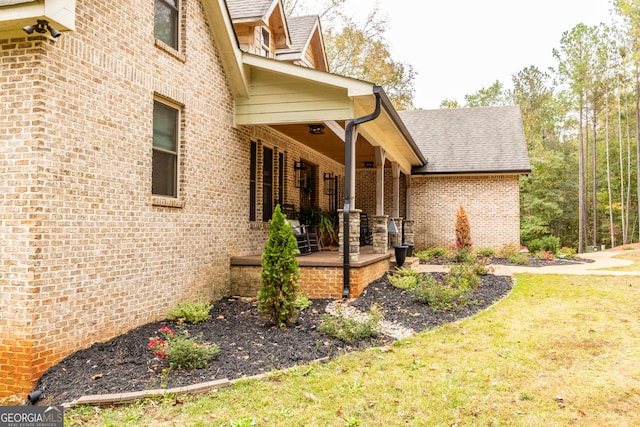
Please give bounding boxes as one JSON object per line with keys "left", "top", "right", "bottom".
{"left": 377, "top": 87, "right": 427, "bottom": 166}
{"left": 202, "top": 0, "right": 249, "bottom": 98}
{"left": 242, "top": 53, "right": 374, "bottom": 97}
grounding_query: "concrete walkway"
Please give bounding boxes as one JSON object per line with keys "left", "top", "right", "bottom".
{"left": 414, "top": 249, "right": 640, "bottom": 276}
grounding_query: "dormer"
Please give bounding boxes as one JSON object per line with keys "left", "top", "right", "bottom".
{"left": 226, "top": 0, "right": 290, "bottom": 58}
{"left": 276, "top": 15, "right": 328, "bottom": 72}
{"left": 0, "top": 0, "right": 75, "bottom": 40}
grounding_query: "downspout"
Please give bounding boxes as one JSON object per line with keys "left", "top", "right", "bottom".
{"left": 343, "top": 86, "right": 383, "bottom": 298}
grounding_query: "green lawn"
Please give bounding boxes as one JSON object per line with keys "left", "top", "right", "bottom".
{"left": 66, "top": 273, "right": 640, "bottom": 426}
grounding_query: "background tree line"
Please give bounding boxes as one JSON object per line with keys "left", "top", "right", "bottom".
{"left": 287, "top": 0, "right": 640, "bottom": 252}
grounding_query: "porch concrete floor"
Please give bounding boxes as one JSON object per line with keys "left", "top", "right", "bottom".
{"left": 230, "top": 245, "right": 392, "bottom": 267}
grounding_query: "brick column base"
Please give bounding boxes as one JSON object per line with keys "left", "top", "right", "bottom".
{"left": 338, "top": 209, "right": 361, "bottom": 262}
{"left": 372, "top": 215, "right": 388, "bottom": 254}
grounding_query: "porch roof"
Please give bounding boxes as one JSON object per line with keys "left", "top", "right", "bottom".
{"left": 236, "top": 53, "right": 426, "bottom": 174}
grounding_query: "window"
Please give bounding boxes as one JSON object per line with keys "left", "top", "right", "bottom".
{"left": 152, "top": 100, "right": 179, "bottom": 197}
{"left": 260, "top": 27, "right": 270, "bottom": 57}
{"left": 249, "top": 142, "right": 257, "bottom": 221}
{"left": 155, "top": 0, "right": 179, "bottom": 49}
{"left": 262, "top": 146, "right": 273, "bottom": 221}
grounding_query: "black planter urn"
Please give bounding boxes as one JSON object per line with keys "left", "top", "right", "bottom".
{"left": 405, "top": 244, "right": 414, "bottom": 258}
{"left": 394, "top": 245, "right": 408, "bottom": 268}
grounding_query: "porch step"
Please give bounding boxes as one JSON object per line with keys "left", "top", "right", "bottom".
{"left": 390, "top": 256, "right": 420, "bottom": 271}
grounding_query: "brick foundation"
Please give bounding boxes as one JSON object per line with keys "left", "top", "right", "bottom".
{"left": 230, "top": 256, "right": 390, "bottom": 300}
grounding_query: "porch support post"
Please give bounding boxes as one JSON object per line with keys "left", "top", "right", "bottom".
{"left": 391, "top": 162, "right": 400, "bottom": 219}
{"left": 374, "top": 147, "right": 386, "bottom": 216}
{"left": 405, "top": 174, "right": 412, "bottom": 221}
{"left": 348, "top": 127, "right": 358, "bottom": 208}
{"left": 372, "top": 215, "right": 388, "bottom": 254}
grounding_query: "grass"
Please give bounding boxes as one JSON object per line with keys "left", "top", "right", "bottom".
{"left": 66, "top": 273, "right": 640, "bottom": 426}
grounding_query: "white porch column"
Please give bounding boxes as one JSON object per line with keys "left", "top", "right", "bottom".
{"left": 391, "top": 162, "right": 400, "bottom": 219}
{"left": 374, "top": 147, "right": 386, "bottom": 216}
{"left": 348, "top": 125, "right": 358, "bottom": 208}
{"left": 405, "top": 173, "right": 412, "bottom": 221}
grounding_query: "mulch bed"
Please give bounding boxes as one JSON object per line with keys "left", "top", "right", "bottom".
{"left": 425, "top": 256, "right": 596, "bottom": 268}
{"left": 34, "top": 272, "right": 513, "bottom": 407}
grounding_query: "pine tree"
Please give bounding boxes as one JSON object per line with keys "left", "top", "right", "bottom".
{"left": 257, "top": 205, "right": 300, "bottom": 328}
{"left": 455, "top": 205, "right": 473, "bottom": 249}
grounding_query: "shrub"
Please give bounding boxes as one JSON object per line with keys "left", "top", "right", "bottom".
{"left": 475, "top": 247, "right": 495, "bottom": 257}
{"left": 446, "top": 263, "right": 481, "bottom": 290}
{"left": 455, "top": 205, "right": 473, "bottom": 249}
{"left": 166, "top": 301, "right": 213, "bottom": 325}
{"left": 412, "top": 276, "right": 469, "bottom": 312}
{"left": 293, "top": 293, "right": 313, "bottom": 310}
{"left": 559, "top": 246, "right": 577, "bottom": 258}
{"left": 497, "top": 243, "right": 521, "bottom": 259}
{"left": 148, "top": 326, "right": 220, "bottom": 370}
{"left": 415, "top": 247, "right": 447, "bottom": 262}
{"left": 471, "top": 257, "right": 494, "bottom": 276}
{"left": 319, "top": 305, "right": 382, "bottom": 342}
{"left": 388, "top": 274, "right": 418, "bottom": 290}
{"left": 257, "top": 205, "right": 300, "bottom": 328}
{"left": 507, "top": 252, "right": 530, "bottom": 265}
{"left": 538, "top": 235, "right": 561, "bottom": 254}
{"left": 452, "top": 246, "right": 473, "bottom": 264}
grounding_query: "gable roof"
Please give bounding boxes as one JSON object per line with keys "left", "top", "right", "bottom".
{"left": 276, "top": 15, "right": 328, "bottom": 71}
{"left": 226, "top": 0, "right": 277, "bottom": 21}
{"left": 399, "top": 105, "right": 531, "bottom": 175}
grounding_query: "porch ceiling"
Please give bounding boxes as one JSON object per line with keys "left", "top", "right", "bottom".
{"left": 270, "top": 122, "right": 375, "bottom": 166}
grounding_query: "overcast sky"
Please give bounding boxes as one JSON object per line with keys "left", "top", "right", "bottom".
{"left": 343, "top": 0, "right": 615, "bottom": 109}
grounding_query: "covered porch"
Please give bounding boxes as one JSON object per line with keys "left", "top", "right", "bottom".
{"left": 235, "top": 54, "right": 426, "bottom": 297}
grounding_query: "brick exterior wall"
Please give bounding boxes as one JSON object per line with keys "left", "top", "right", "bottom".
{"left": 0, "top": 0, "right": 348, "bottom": 397}
{"left": 0, "top": 1, "right": 522, "bottom": 398}
{"left": 230, "top": 259, "right": 389, "bottom": 300}
{"left": 355, "top": 168, "right": 406, "bottom": 219}
{"left": 411, "top": 175, "right": 521, "bottom": 250}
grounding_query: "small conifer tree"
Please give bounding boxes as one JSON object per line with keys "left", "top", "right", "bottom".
{"left": 455, "top": 205, "right": 473, "bottom": 249}
{"left": 257, "top": 204, "right": 300, "bottom": 328}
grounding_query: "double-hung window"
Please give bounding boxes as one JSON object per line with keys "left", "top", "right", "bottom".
{"left": 155, "top": 0, "right": 179, "bottom": 50}
{"left": 152, "top": 100, "right": 179, "bottom": 197}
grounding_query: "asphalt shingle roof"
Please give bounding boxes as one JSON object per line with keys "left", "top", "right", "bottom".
{"left": 226, "top": 0, "right": 275, "bottom": 21}
{"left": 399, "top": 105, "right": 531, "bottom": 175}
{"left": 277, "top": 15, "right": 317, "bottom": 54}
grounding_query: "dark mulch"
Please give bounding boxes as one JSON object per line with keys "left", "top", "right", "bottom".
{"left": 352, "top": 272, "right": 513, "bottom": 331}
{"left": 34, "top": 273, "right": 513, "bottom": 407}
{"left": 425, "top": 256, "right": 596, "bottom": 268}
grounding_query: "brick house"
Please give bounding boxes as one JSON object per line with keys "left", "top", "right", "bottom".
{"left": 0, "top": 0, "right": 528, "bottom": 396}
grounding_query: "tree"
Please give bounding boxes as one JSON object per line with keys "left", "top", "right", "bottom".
{"left": 464, "top": 80, "right": 512, "bottom": 107}
{"left": 439, "top": 98, "right": 460, "bottom": 109}
{"left": 455, "top": 205, "right": 473, "bottom": 249}
{"left": 614, "top": 0, "right": 640, "bottom": 244}
{"left": 257, "top": 205, "right": 300, "bottom": 329}
{"left": 285, "top": 0, "right": 416, "bottom": 110}
{"left": 554, "top": 23, "right": 597, "bottom": 252}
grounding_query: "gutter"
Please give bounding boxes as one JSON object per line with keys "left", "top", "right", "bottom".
{"left": 410, "top": 168, "right": 533, "bottom": 176}
{"left": 343, "top": 86, "right": 383, "bottom": 298}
